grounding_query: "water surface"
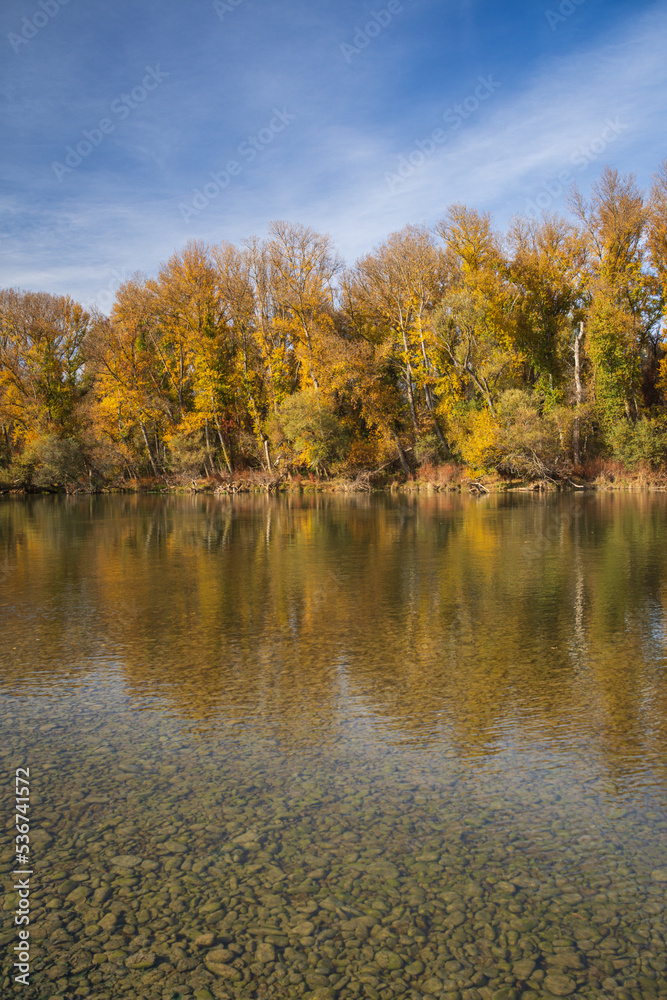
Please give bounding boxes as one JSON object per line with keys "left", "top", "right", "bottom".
{"left": 1, "top": 494, "right": 666, "bottom": 1000}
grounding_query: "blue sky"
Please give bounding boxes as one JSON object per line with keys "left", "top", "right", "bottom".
{"left": 1, "top": 0, "right": 666, "bottom": 311}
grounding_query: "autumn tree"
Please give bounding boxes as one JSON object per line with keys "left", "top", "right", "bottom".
{"left": 6, "top": 163, "right": 667, "bottom": 485}
{"left": 149, "top": 240, "right": 243, "bottom": 473}
{"left": 212, "top": 241, "right": 276, "bottom": 470}
{"left": 90, "top": 276, "right": 170, "bottom": 475}
{"left": 647, "top": 161, "right": 667, "bottom": 403}
{"left": 266, "top": 221, "right": 342, "bottom": 391}
{"left": 0, "top": 289, "right": 90, "bottom": 464}
{"left": 330, "top": 283, "right": 414, "bottom": 473}
{"left": 507, "top": 214, "right": 588, "bottom": 387}
{"left": 344, "top": 225, "right": 449, "bottom": 461}
{"left": 569, "top": 168, "right": 662, "bottom": 423}
{"left": 432, "top": 206, "right": 524, "bottom": 464}
{"left": 506, "top": 215, "right": 589, "bottom": 462}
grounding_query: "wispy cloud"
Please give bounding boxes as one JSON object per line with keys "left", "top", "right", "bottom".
{"left": 316, "top": 1, "right": 667, "bottom": 259}
{"left": 1, "top": 0, "right": 665, "bottom": 308}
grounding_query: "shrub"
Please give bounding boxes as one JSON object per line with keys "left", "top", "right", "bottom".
{"left": 414, "top": 432, "right": 447, "bottom": 466}
{"left": 418, "top": 461, "right": 465, "bottom": 487}
{"left": 167, "top": 429, "right": 210, "bottom": 477}
{"left": 9, "top": 434, "right": 89, "bottom": 486}
{"left": 346, "top": 437, "right": 380, "bottom": 471}
{"left": 450, "top": 406, "right": 500, "bottom": 472}
{"left": 278, "top": 388, "right": 349, "bottom": 471}
{"left": 447, "top": 391, "right": 569, "bottom": 479}
{"left": 607, "top": 417, "right": 667, "bottom": 469}
{"left": 493, "top": 390, "right": 569, "bottom": 479}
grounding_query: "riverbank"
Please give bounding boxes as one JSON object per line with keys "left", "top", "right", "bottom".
{"left": 3, "top": 459, "right": 667, "bottom": 496}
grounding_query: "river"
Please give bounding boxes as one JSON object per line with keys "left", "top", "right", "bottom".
{"left": 1, "top": 494, "right": 666, "bottom": 999}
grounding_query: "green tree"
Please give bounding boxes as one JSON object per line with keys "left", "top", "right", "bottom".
{"left": 0, "top": 289, "right": 90, "bottom": 464}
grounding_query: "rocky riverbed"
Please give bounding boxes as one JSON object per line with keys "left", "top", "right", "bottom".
{"left": 2, "top": 690, "right": 667, "bottom": 1000}
{"left": 2, "top": 496, "right": 667, "bottom": 999}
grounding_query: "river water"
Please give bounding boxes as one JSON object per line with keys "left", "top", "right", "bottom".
{"left": 1, "top": 494, "right": 666, "bottom": 1000}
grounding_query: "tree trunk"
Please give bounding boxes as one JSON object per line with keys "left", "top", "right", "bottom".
{"left": 204, "top": 419, "right": 215, "bottom": 476}
{"left": 402, "top": 357, "right": 419, "bottom": 434}
{"left": 139, "top": 420, "right": 159, "bottom": 476}
{"left": 431, "top": 415, "right": 450, "bottom": 456}
{"left": 391, "top": 428, "right": 411, "bottom": 476}
{"left": 423, "top": 385, "right": 450, "bottom": 456}
{"left": 213, "top": 416, "right": 233, "bottom": 474}
{"left": 573, "top": 322, "right": 584, "bottom": 466}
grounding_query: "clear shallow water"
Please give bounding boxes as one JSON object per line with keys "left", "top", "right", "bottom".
{"left": 1, "top": 494, "right": 666, "bottom": 1000}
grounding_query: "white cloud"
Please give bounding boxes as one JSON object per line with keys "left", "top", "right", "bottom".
{"left": 2, "top": 0, "right": 666, "bottom": 306}
{"left": 316, "top": 1, "right": 667, "bottom": 259}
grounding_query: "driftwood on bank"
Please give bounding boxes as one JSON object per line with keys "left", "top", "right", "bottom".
{"left": 342, "top": 448, "right": 419, "bottom": 492}
{"left": 466, "top": 479, "right": 490, "bottom": 495}
{"left": 348, "top": 469, "right": 380, "bottom": 492}
{"left": 212, "top": 472, "right": 287, "bottom": 495}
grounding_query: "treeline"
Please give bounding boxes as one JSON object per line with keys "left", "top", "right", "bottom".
{"left": 2, "top": 162, "right": 667, "bottom": 488}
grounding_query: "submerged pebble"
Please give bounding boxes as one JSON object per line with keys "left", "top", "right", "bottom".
{"left": 2, "top": 496, "right": 667, "bottom": 999}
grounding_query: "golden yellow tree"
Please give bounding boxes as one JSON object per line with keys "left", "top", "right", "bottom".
{"left": 0, "top": 289, "right": 90, "bottom": 457}
{"left": 267, "top": 221, "right": 341, "bottom": 391}
{"left": 91, "top": 277, "right": 170, "bottom": 475}
{"left": 568, "top": 168, "right": 662, "bottom": 422}
{"left": 346, "top": 225, "right": 448, "bottom": 450}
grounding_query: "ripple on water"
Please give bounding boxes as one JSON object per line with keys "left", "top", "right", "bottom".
{"left": 1, "top": 494, "right": 666, "bottom": 998}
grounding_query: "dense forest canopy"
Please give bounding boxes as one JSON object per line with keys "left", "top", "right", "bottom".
{"left": 2, "top": 163, "right": 667, "bottom": 487}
